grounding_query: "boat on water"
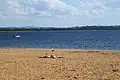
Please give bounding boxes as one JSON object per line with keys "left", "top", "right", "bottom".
{"left": 12, "top": 35, "right": 21, "bottom": 38}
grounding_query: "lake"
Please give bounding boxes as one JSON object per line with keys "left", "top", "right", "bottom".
{"left": 0, "top": 30, "right": 120, "bottom": 50}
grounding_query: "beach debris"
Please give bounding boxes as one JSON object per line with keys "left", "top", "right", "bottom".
{"left": 87, "top": 51, "right": 99, "bottom": 53}
{"left": 57, "top": 56, "right": 64, "bottom": 58}
{"left": 38, "top": 55, "right": 63, "bottom": 58}
{"left": 41, "top": 77, "right": 45, "bottom": 79}
{"left": 112, "top": 69, "right": 119, "bottom": 72}
{"left": 52, "top": 49, "right": 54, "bottom": 52}
{"left": 70, "top": 69, "right": 76, "bottom": 71}
{"left": 101, "top": 51, "right": 112, "bottom": 55}
{"left": 73, "top": 76, "right": 78, "bottom": 79}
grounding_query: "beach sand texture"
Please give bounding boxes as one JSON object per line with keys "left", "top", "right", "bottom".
{"left": 0, "top": 48, "right": 120, "bottom": 80}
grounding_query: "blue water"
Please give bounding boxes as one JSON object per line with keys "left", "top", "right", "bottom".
{"left": 0, "top": 30, "right": 120, "bottom": 50}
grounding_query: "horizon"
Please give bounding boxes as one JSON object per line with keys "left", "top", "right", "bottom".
{"left": 0, "top": 25, "right": 120, "bottom": 28}
{"left": 0, "top": 0, "right": 120, "bottom": 27}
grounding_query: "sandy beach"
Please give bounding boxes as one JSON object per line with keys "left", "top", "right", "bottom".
{"left": 0, "top": 48, "right": 120, "bottom": 80}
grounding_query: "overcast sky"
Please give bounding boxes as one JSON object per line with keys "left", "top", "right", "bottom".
{"left": 0, "top": 0, "right": 120, "bottom": 27}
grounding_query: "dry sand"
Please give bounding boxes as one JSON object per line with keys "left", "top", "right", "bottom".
{"left": 0, "top": 48, "right": 120, "bottom": 80}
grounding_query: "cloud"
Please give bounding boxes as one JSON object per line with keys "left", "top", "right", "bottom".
{"left": 79, "top": 0, "right": 106, "bottom": 17}
{"left": 79, "top": 0, "right": 120, "bottom": 17}
{"left": 0, "top": 0, "right": 120, "bottom": 26}
{"left": 5, "top": 0, "right": 79, "bottom": 17}
{"left": 4, "top": 0, "right": 120, "bottom": 18}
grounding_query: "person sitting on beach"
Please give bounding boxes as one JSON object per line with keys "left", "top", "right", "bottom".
{"left": 39, "top": 55, "right": 56, "bottom": 58}
{"left": 38, "top": 55, "right": 64, "bottom": 58}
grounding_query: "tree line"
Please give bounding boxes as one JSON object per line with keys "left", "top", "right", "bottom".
{"left": 0, "top": 25, "right": 120, "bottom": 31}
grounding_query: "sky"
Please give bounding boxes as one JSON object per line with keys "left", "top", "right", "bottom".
{"left": 0, "top": 0, "right": 120, "bottom": 27}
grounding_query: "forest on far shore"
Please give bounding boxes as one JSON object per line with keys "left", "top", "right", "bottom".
{"left": 0, "top": 25, "right": 120, "bottom": 31}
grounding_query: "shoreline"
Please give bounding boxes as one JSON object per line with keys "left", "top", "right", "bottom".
{"left": 0, "top": 48, "right": 119, "bottom": 51}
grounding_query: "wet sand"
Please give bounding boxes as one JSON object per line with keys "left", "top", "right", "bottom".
{"left": 0, "top": 48, "right": 120, "bottom": 80}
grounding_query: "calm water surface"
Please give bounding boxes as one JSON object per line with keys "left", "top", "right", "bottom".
{"left": 0, "top": 30, "right": 120, "bottom": 50}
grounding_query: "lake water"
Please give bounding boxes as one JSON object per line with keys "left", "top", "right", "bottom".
{"left": 0, "top": 30, "right": 120, "bottom": 50}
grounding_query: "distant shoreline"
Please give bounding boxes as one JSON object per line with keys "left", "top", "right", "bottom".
{"left": 0, "top": 29, "right": 120, "bottom": 32}
{"left": 1, "top": 25, "right": 120, "bottom": 32}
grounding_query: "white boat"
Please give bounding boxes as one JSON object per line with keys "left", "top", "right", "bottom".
{"left": 15, "top": 35, "right": 20, "bottom": 38}
{"left": 12, "top": 35, "right": 20, "bottom": 38}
